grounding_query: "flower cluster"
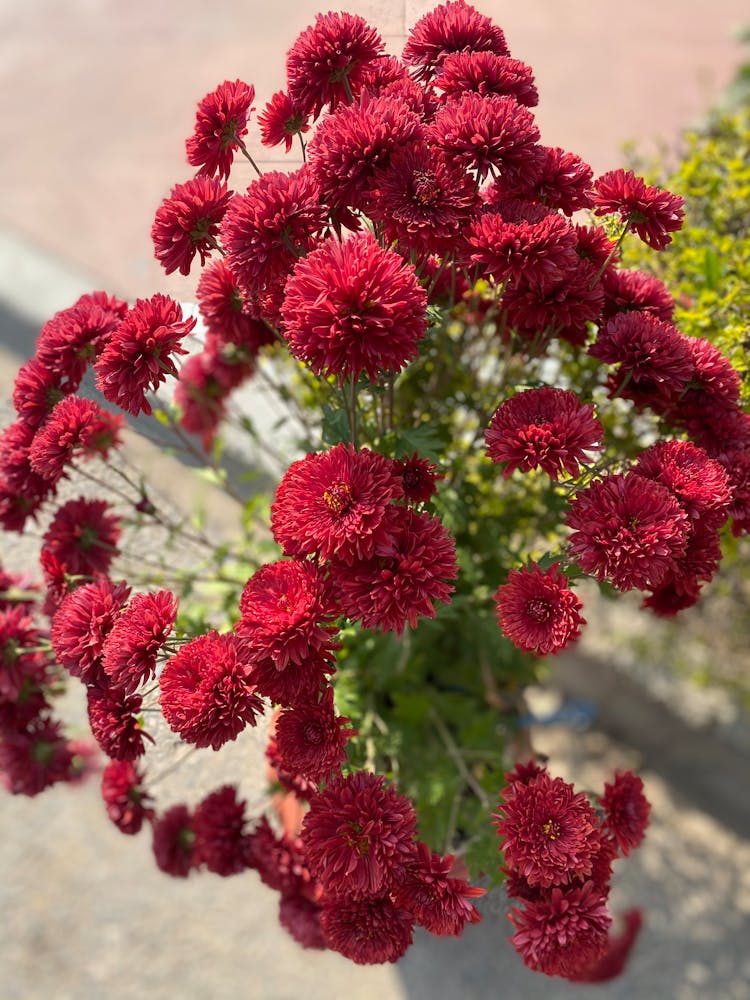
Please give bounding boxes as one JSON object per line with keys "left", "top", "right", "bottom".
{"left": 494, "top": 763, "right": 649, "bottom": 979}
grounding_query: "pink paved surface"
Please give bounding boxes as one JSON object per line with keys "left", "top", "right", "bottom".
{"left": 0, "top": 0, "right": 747, "bottom": 311}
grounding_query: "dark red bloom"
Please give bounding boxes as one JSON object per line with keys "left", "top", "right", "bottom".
{"left": 271, "top": 443, "right": 404, "bottom": 565}
{"left": 485, "top": 387, "right": 603, "bottom": 481}
{"left": 570, "top": 908, "right": 643, "bottom": 982}
{"left": 266, "top": 733, "right": 318, "bottom": 800}
{"left": 12, "top": 357, "right": 67, "bottom": 429}
{"left": 258, "top": 90, "right": 311, "bottom": 153}
{"left": 236, "top": 559, "right": 336, "bottom": 670}
{"left": 185, "top": 79, "right": 255, "bottom": 180}
{"left": 249, "top": 648, "right": 336, "bottom": 709}
{"left": 436, "top": 51, "right": 537, "bottom": 106}
{"left": 42, "top": 497, "right": 121, "bottom": 578}
{"left": 94, "top": 294, "right": 195, "bottom": 416}
{"left": 220, "top": 167, "right": 328, "bottom": 296}
{"left": 673, "top": 337, "right": 742, "bottom": 429}
{"left": 566, "top": 472, "right": 690, "bottom": 591}
{"left": 246, "top": 815, "right": 316, "bottom": 897}
{"left": 302, "top": 770, "right": 418, "bottom": 898}
{"left": 159, "top": 631, "right": 264, "bottom": 750}
{"left": 501, "top": 259, "right": 605, "bottom": 345}
{"left": 403, "top": 0, "right": 509, "bottom": 81}
{"left": 321, "top": 894, "right": 414, "bottom": 964}
{"left": 633, "top": 439, "right": 730, "bottom": 527}
{"left": 466, "top": 212, "right": 579, "bottom": 287}
{"left": 510, "top": 882, "right": 612, "bottom": 978}
{"left": 173, "top": 350, "right": 233, "bottom": 448}
{"left": 193, "top": 784, "right": 250, "bottom": 876}
{"left": 151, "top": 176, "right": 232, "bottom": 276}
{"left": 29, "top": 395, "right": 123, "bottom": 484}
{"left": 282, "top": 233, "right": 427, "bottom": 382}
{"left": 0, "top": 714, "right": 74, "bottom": 796}
{"left": 51, "top": 579, "right": 131, "bottom": 687}
{"left": 494, "top": 563, "right": 586, "bottom": 657}
{"left": 498, "top": 146, "right": 594, "bottom": 216}
{"left": 308, "top": 92, "right": 424, "bottom": 213}
{"left": 286, "top": 11, "right": 385, "bottom": 117}
{"left": 494, "top": 771, "right": 602, "bottom": 888}
{"left": 429, "top": 93, "right": 541, "bottom": 184}
{"left": 370, "top": 144, "right": 478, "bottom": 257}
{"left": 87, "top": 685, "right": 149, "bottom": 761}
{"left": 152, "top": 804, "right": 198, "bottom": 878}
{"left": 394, "top": 452, "right": 442, "bottom": 504}
{"left": 0, "top": 420, "right": 56, "bottom": 531}
{"left": 279, "top": 893, "right": 327, "bottom": 950}
{"left": 0, "top": 605, "right": 51, "bottom": 703}
{"left": 589, "top": 312, "right": 693, "bottom": 411}
{"left": 196, "top": 260, "right": 274, "bottom": 356}
{"left": 331, "top": 506, "right": 458, "bottom": 636}
{"left": 101, "top": 759, "right": 152, "bottom": 834}
{"left": 101, "top": 589, "right": 177, "bottom": 694}
{"left": 594, "top": 168, "right": 684, "bottom": 250}
{"left": 274, "top": 687, "right": 355, "bottom": 784}
{"left": 34, "top": 292, "right": 127, "bottom": 391}
{"left": 600, "top": 267, "right": 675, "bottom": 323}
{"left": 391, "top": 842, "right": 485, "bottom": 936}
{"left": 600, "top": 770, "right": 650, "bottom": 857}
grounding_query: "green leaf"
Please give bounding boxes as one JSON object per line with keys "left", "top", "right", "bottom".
{"left": 321, "top": 404, "right": 350, "bottom": 446}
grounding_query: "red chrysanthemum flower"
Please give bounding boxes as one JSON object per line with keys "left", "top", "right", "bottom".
{"left": 330, "top": 506, "right": 458, "bottom": 636}
{"left": 302, "top": 770, "right": 418, "bottom": 898}
{"left": 510, "top": 882, "right": 612, "bottom": 978}
{"left": 185, "top": 79, "right": 255, "bottom": 180}
{"left": 588, "top": 312, "right": 693, "bottom": 411}
{"left": 394, "top": 452, "right": 442, "bottom": 504}
{"left": 485, "top": 387, "right": 603, "bottom": 481}
{"left": 594, "top": 168, "right": 684, "bottom": 250}
{"left": 320, "top": 894, "right": 414, "bottom": 964}
{"left": 41, "top": 497, "right": 121, "bottom": 578}
{"left": 34, "top": 292, "right": 127, "bottom": 391}
{"left": 633, "top": 439, "right": 730, "bottom": 527}
{"left": 672, "top": 337, "right": 742, "bottom": 430}
{"left": 501, "top": 259, "right": 604, "bottom": 345}
{"left": 235, "top": 558, "right": 336, "bottom": 670}
{"left": 0, "top": 422, "right": 56, "bottom": 532}
{"left": 308, "top": 92, "right": 424, "bottom": 213}
{"left": 600, "top": 267, "right": 675, "bottom": 323}
{"left": 94, "top": 294, "right": 195, "bottom": 416}
{"left": 29, "top": 395, "right": 123, "bottom": 484}
{"left": 152, "top": 804, "right": 198, "bottom": 878}
{"left": 494, "top": 563, "right": 586, "bottom": 657}
{"left": 258, "top": 90, "right": 311, "bottom": 153}
{"left": 369, "top": 144, "right": 478, "bottom": 257}
{"left": 220, "top": 167, "right": 328, "bottom": 296}
{"left": 0, "top": 605, "right": 52, "bottom": 703}
{"left": 86, "top": 685, "right": 150, "bottom": 761}
{"left": 250, "top": 647, "right": 336, "bottom": 710}
{"left": 286, "top": 11, "right": 385, "bottom": 118}
{"left": 566, "top": 472, "right": 690, "bottom": 592}
{"left": 570, "top": 908, "right": 643, "bottom": 982}
{"left": 391, "top": 841, "right": 485, "bottom": 936}
{"left": 282, "top": 233, "right": 427, "bottom": 383}
{"left": 572, "top": 222, "right": 618, "bottom": 270}
{"left": 0, "top": 714, "right": 74, "bottom": 796}
{"left": 600, "top": 770, "right": 650, "bottom": 857}
{"left": 436, "top": 51, "right": 538, "bottom": 106}
{"left": 193, "top": 784, "right": 250, "bottom": 876}
{"left": 12, "top": 357, "right": 68, "bottom": 430}
{"left": 151, "top": 176, "right": 232, "bottom": 276}
{"left": 271, "top": 443, "right": 404, "bottom": 565}
{"left": 195, "top": 260, "right": 275, "bottom": 353}
{"left": 279, "top": 893, "right": 327, "bottom": 950}
{"left": 642, "top": 576, "right": 702, "bottom": 617}
{"left": 266, "top": 732, "right": 318, "bottom": 800}
{"left": 51, "top": 578, "right": 131, "bottom": 687}
{"left": 428, "top": 93, "right": 541, "bottom": 184}
{"left": 101, "top": 589, "right": 177, "bottom": 695}
{"left": 494, "top": 771, "right": 602, "bottom": 888}
{"left": 173, "top": 350, "right": 233, "bottom": 449}
{"left": 466, "top": 212, "right": 579, "bottom": 291}
{"left": 101, "top": 759, "right": 152, "bottom": 835}
{"left": 274, "top": 687, "right": 355, "bottom": 784}
{"left": 159, "top": 631, "right": 264, "bottom": 750}
{"left": 498, "top": 146, "right": 594, "bottom": 216}
{"left": 246, "top": 814, "right": 316, "bottom": 898}
{"left": 403, "top": 0, "right": 509, "bottom": 81}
